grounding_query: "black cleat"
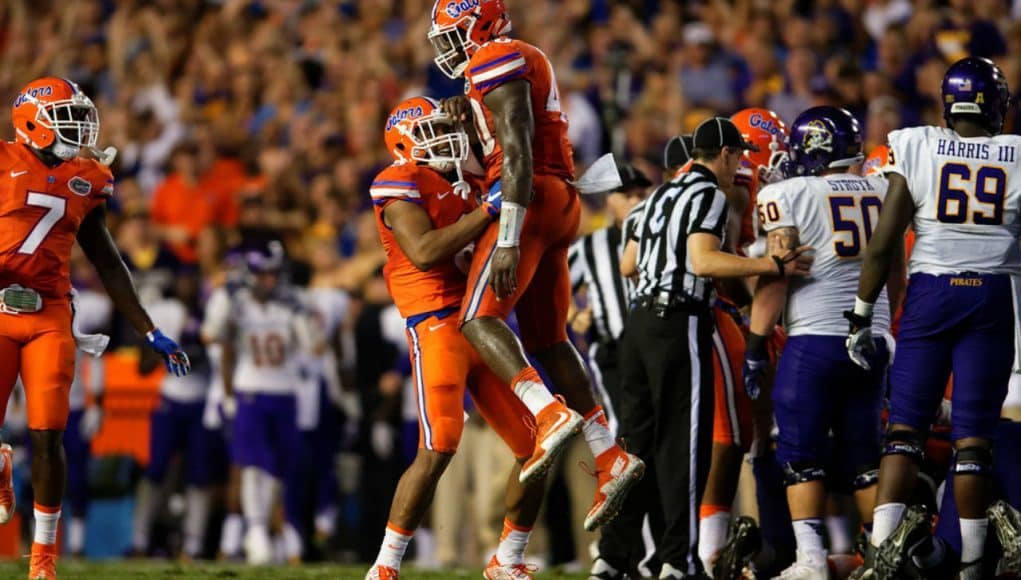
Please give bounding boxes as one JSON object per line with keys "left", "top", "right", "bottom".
{"left": 989, "top": 500, "right": 1021, "bottom": 576}
{"left": 713, "top": 516, "right": 762, "bottom": 580}
{"left": 872, "top": 505, "right": 932, "bottom": 580}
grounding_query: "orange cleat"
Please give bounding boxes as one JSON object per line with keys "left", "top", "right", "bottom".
{"left": 28, "top": 542, "right": 57, "bottom": 580}
{"left": 519, "top": 399, "right": 582, "bottom": 484}
{"left": 364, "top": 565, "right": 399, "bottom": 579}
{"left": 0, "top": 444, "right": 14, "bottom": 524}
{"left": 483, "top": 554, "right": 538, "bottom": 579}
{"left": 584, "top": 447, "right": 645, "bottom": 531}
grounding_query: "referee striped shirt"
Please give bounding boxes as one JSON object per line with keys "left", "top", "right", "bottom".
{"left": 568, "top": 225, "right": 630, "bottom": 342}
{"left": 633, "top": 164, "right": 728, "bottom": 304}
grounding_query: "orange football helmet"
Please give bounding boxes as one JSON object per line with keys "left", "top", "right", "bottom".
{"left": 429, "top": 0, "right": 512, "bottom": 79}
{"left": 863, "top": 144, "right": 892, "bottom": 177}
{"left": 12, "top": 77, "right": 99, "bottom": 160}
{"left": 731, "top": 108, "right": 788, "bottom": 184}
{"left": 384, "top": 97, "right": 468, "bottom": 173}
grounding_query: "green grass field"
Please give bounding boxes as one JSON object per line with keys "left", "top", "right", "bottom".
{"left": 0, "top": 560, "right": 591, "bottom": 579}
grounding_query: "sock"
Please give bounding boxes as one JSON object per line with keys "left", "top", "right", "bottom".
{"left": 698, "top": 506, "right": 731, "bottom": 573}
{"left": 959, "top": 517, "right": 988, "bottom": 564}
{"left": 33, "top": 503, "right": 61, "bottom": 545}
{"left": 374, "top": 522, "right": 413, "bottom": 570}
{"left": 792, "top": 518, "right": 826, "bottom": 556}
{"left": 315, "top": 506, "right": 338, "bottom": 537}
{"left": 511, "top": 367, "right": 556, "bottom": 415}
{"left": 69, "top": 517, "right": 86, "bottom": 554}
{"left": 496, "top": 518, "right": 532, "bottom": 565}
{"left": 131, "top": 479, "right": 158, "bottom": 551}
{"left": 241, "top": 468, "right": 270, "bottom": 528}
{"left": 584, "top": 407, "right": 617, "bottom": 458}
{"left": 220, "top": 513, "right": 244, "bottom": 557}
{"left": 282, "top": 523, "right": 303, "bottom": 561}
{"left": 183, "top": 487, "right": 211, "bottom": 557}
{"left": 871, "top": 503, "right": 906, "bottom": 547}
{"left": 826, "top": 515, "right": 853, "bottom": 554}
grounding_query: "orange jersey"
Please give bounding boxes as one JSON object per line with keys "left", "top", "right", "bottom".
{"left": 0, "top": 142, "right": 112, "bottom": 299}
{"left": 464, "top": 38, "right": 574, "bottom": 185}
{"left": 371, "top": 163, "right": 475, "bottom": 318}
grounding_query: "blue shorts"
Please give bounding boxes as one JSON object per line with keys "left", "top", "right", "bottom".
{"left": 773, "top": 335, "right": 887, "bottom": 477}
{"left": 232, "top": 393, "right": 298, "bottom": 478}
{"left": 148, "top": 396, "right": 224, "bottom": 486}
{"left": 888, "top": 274, "right": 1014, "bottom": 441}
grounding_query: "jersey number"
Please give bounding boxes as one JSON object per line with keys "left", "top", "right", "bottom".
{"left": 18, "top": 192, "right": 66, "bottom": 255}
{"left": 250, "top": 333, "right": 286, "bottom": 367}
{"left": 937, "top": 163, "right": 1005, "bottom": 225}
{"left": 829, "top": 195, "right": 882, "bottom": 258}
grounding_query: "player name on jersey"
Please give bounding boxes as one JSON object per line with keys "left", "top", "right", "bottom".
{"left": 935, "top": 138, "right": 1018, "bottom": 163}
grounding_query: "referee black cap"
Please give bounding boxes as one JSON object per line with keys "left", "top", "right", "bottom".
{"left": 663, "top": 135, "right": 694, "bottom": 170}
{"left": 617, "top": 162, "right": 652, "bottom": 190}
{"left": 693, "top": 117, "right": 760, "bottom": 152}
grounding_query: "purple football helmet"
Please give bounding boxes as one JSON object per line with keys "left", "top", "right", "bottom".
{"left": 942, "top": 56, "right": 1010, "bottom": 134}
{"left": 783, "top": 106, "right": 863, "bottom": 178}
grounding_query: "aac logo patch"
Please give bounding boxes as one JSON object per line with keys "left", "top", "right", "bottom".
{"left": 68, "top": 176, "right": 92, "bottom": 196}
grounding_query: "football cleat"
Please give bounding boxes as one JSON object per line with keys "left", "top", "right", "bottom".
{"left": 519, "top": 399, "right": 582, "bottom": 484}
{"left": 28, "top": 542, "right": 57, "bottom": 580}
{"left": 0, "top": 444, "right": 14, "bottom": 524}
{"left": 988, "top": 500, "right": 1021, "bottom": 575}
{"left": 365, "top": 565, "right": 399, "bottom": 579}
{"left": 483, "top": 554, "right": 538, "bottom": 579}
{"left": 584, "top": 448, "right": 645, "bottom": 531}
{"left": 772, "top": 550, "right": 831, "bottom": 579}
{"left": 714, "top": 516, "right": 763, "bottom": 580}
{"left": 871, "top": 504, "right": 931, "bottom": 580}
{"left": 244, "top": 526, "right": 273, "bottom": 566}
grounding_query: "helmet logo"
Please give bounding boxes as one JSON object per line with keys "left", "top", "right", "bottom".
{"left": 386, "top": 106, "right": 425, "bottom": 131}
{"left": 749, "top": 113, "right": 782, "bottom": 136}
{"left": 444, "top": 0, "right": 479, "bottom": 18}
{"left": 975, "top": 93, "right": 985, "bottom": 104}
{"left": 959, "top": 78, "right": 972, "bottom": 92}
{"left": 802, "top": 120, "right": 833, "bottom": 153}
{"left": 14, "top": 86, "right": 53, "bottom": 107}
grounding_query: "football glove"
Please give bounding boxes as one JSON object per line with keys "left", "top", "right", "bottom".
{"left": 146, "top": 328, "right": 191, "bottom": 376}
{"left": 844, "top": 310, "right": 875, "bottom": 371}
{"left": 481, "top": 183, "right": 503, "bottom": 218}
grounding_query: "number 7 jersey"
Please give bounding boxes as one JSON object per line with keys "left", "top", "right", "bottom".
{"left": 887, "top": 126, "right": 1021, "bottom": 275}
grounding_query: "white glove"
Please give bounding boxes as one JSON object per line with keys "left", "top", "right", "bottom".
{"left": 79, "top": 406, "right": 103, "bottom": 441}
{"left": 846, "top": 324, "right": 875, "bottom": 371}
{"left": 221, "top": 395, "right": 238, "bottom": 421}
{"left": 371, "top": 421, "right": 395, "bottom": 460}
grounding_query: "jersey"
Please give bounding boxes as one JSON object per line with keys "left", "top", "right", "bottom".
{"left": 464, "top": 38, "right": 575, "bottom": 185}
{"left": 371, "top": 163, "right": 475, "bottom": 318}
{"left": 296, "top": 287, "right": 350, "bottom": 430}
{"left": 758, "top": 173, "right": 891, "bottom": 336}
{"left": 0, "top": 142, "right": 113, "bottom": 298}
{"left": 887, "top": 126, "right": 1021, "bottom": 275}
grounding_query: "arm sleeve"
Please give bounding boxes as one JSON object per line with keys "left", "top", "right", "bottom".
{"left": 756, "top": 183, "right": 797, "bottom": 232}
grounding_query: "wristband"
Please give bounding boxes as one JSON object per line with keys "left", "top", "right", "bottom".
{"left": 853, "top": 297, "right": 874, "bottom": 318}
{"left": 497, "top": 202, "right": 526, "bottom": 248}
{"left": 746, "top": 332, "right": 769, "bottom": 357}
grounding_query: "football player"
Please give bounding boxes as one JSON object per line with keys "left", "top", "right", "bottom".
{"left": 365, "top": 97, "right": 547, "bottom": 580}
{"left": 846, "top": 57, "right": 1021, "bottom": 579}
{"left": 428, "top": 0, "right": 643, "bottom": 531}
{"left": 0, "top": 77, "right": 189, "bottom": 580}
{"left": 203, "top": 242, "right": 318, "bottom": 565}
{"left": 748, "top": 107, "right": 903, "bottom": 579}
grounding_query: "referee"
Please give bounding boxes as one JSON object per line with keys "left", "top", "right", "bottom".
{"left": 608, "top": 117, "right": 812, "bottom": 579}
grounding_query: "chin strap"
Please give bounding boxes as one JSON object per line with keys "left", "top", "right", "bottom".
{"left": 452, "top": 161, "right": 471, "bottom": 200}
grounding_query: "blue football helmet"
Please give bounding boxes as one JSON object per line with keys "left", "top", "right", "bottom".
{"left": 783, "top": 106, "right": 864, "bottom": 178}
{"left": 941, "top": 56, "right": 1010, "bottom": 135}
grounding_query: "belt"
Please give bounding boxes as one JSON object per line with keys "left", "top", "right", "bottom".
{"left": 0, "top": 285, "right": 42, "bottom": 314}
{"left": 633, "top": 291, "right": 706, "bottom": 316}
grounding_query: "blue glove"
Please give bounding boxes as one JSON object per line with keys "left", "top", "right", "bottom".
{"left": 743, "top": 350, "right": 767, "bottom": 401}
{"left": 482, "top": 181, "right": 503, "bottom": 218}
{"left": 146, "top": 328, "right": 191, "bottom": 377}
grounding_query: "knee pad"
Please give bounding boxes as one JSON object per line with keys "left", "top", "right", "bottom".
{"left": 953, "top": 445, "right": 994, "bottom": 476}
{"left": 782, "top": 461, "right": 826, "bottom": 487}
{"left": 853, "top": 468, "right": 880, "bottom": 490}
{"left": 882, "top": 429, "right": 925, "bottom": 464}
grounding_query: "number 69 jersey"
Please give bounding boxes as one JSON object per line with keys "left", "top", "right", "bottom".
{"left": 0, "top": 141, "right": 113, "bottom": 298}
{"left": 887, "top": 126, "right": 1021, "bottom": 275}
{"left": 758, "top": 174, "right": 891, "bottom": 336}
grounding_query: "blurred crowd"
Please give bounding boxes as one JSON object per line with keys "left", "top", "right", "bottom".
{"left": 4, "top": 0, "right": 1021, "bottom": 568}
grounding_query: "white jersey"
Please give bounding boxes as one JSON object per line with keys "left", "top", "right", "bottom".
{"left": 203, "top": 285, "right": 316, "bottom": 395}
{"left": 296, "top": 287, "right": 350, "bottom": 430}
{"left": 149, "top": 298, "right": 206, "bottom": 403}
{"left": 758, "top": 173, "right": 891, "bottom": 336}
{"left": 887, "top": 126, "right": 1021, "bottom": 275}
{"left": 69, "top": 290, "right": 112, "bottom": 411}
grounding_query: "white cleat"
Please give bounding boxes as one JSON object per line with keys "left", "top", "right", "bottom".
{"left": 244, "top": 526, "right": 273, "bottom": 565}
{"left": 772, "top": 550, "right": 831, "bottom": 580}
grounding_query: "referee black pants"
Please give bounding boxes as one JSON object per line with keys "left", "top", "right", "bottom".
{"left": 600, "top": 304, "right": 715, "bottom": 576}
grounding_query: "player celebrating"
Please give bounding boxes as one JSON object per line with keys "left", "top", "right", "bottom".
{"left": 366, "top": 97, "right": 546, "bottom": 580}
{"left": 0, "top": 77, "right": 189, "bottom": 580}
{"left": 846, "top": 57, "right": 1021, "bottom": 579}
{"left": 748, "top": 107, "right": 903, "bottom": 579}
{"left": 428, "top": 0, "right": 643, "bottom": 530}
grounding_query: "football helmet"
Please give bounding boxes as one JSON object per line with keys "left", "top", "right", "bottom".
{"left": 384, "top": 96, "right": 468, "bottom": 173}
{"left": 12, "top": 77, "right": 99, "bottom": 161}
{"left": 731, "top": 108, "right": 789, "bottom": 184}
{"left": 784, "top": 106, "right": 864, "bottom": 178}
{"left": 244, "top": 241, "right": 286, "bottom": 299}
{"left": 428, "top": 0, "right": 512, "bottom": 79}
{"left": 862, "top": 144, "right": 892, "bottom": 177}
{"left": 942, "top": 56, "right": 1010, "bottom": 135}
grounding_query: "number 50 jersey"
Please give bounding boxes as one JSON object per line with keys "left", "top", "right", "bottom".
{"left": 888, "top": 126, "right": 1021, "bottom": 275}
{"left": 758, "top": 174, "right": 890, "bottom": 336}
